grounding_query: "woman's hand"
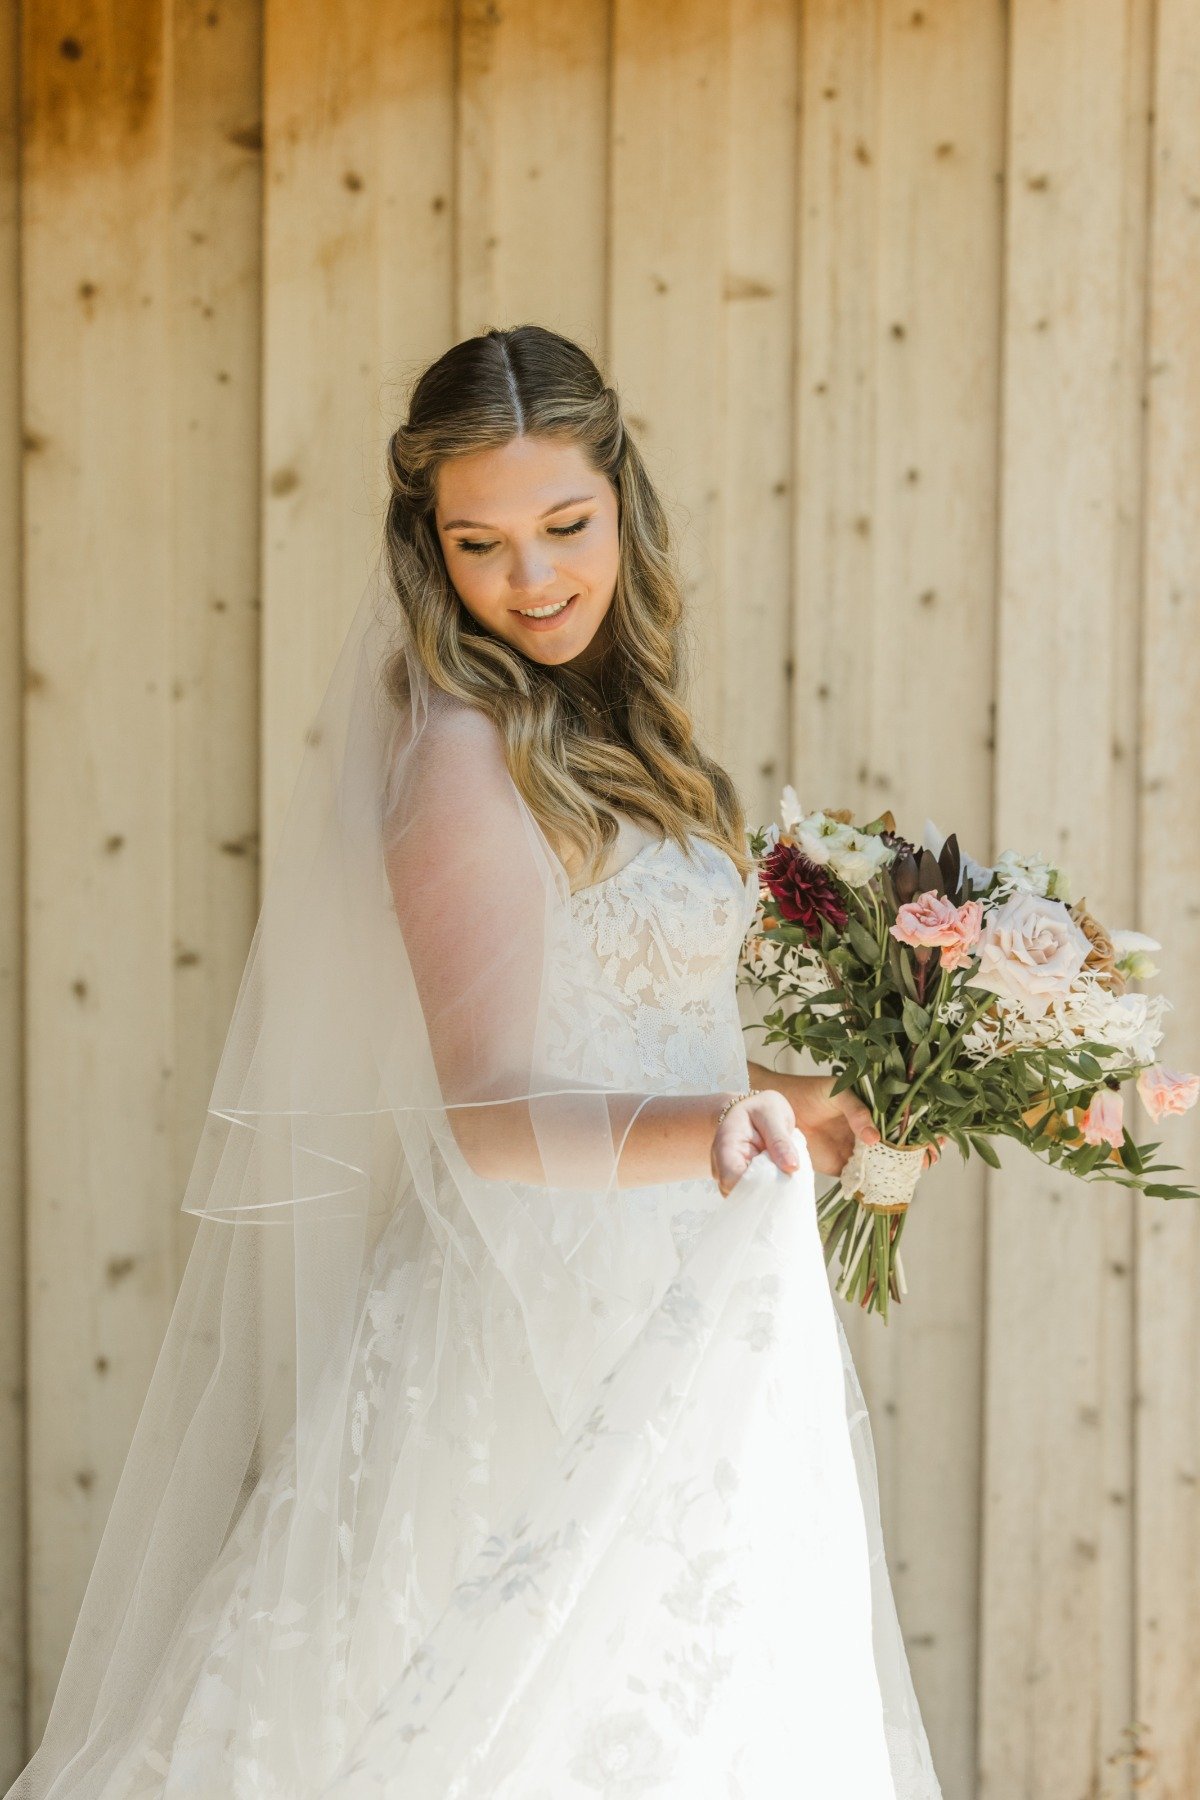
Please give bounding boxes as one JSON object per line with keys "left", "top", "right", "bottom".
{"left": 710, "top": 1090, "right": 803, "bottom": 1198}
{"left": 748, "top": 1068, "right": 947, "bottom": 1180}
{"left": 790, "top": 1074, "right": 881, "bottom": 1178}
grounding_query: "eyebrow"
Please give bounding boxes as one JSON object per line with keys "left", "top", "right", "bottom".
{"left": 440, "top": 493, "right": 597, "bottom": 531}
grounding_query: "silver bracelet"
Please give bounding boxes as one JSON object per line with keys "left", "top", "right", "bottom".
{"left": 715, "top": 1088, "right": 761, "bottom": 1129}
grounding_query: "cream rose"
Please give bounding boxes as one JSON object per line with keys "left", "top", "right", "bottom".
{"left": 967, "top": 891, "right": 1093, "bottom": 1020}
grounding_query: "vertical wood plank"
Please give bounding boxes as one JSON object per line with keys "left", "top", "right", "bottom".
{"left": 609, "top": 0, "right": 796, "bottom": 821}
{"left": 167, "top": 0, "right": 264, "bottom": 1285}
{"left": 981, "top": 1, "right": 1154, "bottom": 1793}
{"left": 456, "top": 0, "right": 609, "bottom": 348}
{"left": 20, "top": 0, "right": 264, "bottom": 1739}
{"left": 793, "top": 4, "right": 1007, "bottom": 1788}
{"left": 1135, "top": 0, "right": 1200, "bottom": 1792}
{"left": 263, "top": 0, "right": 455, "bottom": 853}
{"left": 22, "top": 0, "right": 176, "bottom": 1726}
{"left": 0, "top": 0, "right": 24, "bottom": 1779}
{"left": 720, "top": 0, "right": 801, "bottom": 825}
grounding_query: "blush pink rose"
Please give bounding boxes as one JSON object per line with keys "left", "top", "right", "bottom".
{"left": 1136, "top": 1064, "right": 1200, "bottom": 1122}
{"left": 890, "top": 892, "right": 984, "bottom": 971}
{"left": 1077, "top": 1089, "right": 1125, "bottom": 1149}
{"left": 968, "top": 891, "right": 1091, "bottom": 1020}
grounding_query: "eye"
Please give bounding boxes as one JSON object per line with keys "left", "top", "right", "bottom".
{"left": 453, "top": 516, "right": 592, "bottom": 557}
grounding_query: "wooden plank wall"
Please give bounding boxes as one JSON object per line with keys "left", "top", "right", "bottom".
{"left": 16, "top": 0, "right": 264, "bottom": 1742}
{"left": 1, "top": 0, "right": 24, "bottom": 1770}
{"left": 983, "top": 5, "right": 1152, "bottom": 1792}
{"left": 3, "top": 3, "right": 1198, "bottom": 1796}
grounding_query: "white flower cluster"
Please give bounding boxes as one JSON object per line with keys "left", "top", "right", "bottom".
{"left": 921, "top": 819, "right": 1075, "bottom": 903}
{"left": 960, "top": 966, "right": 1169, "bottom": 1070}
{"left": 776, "top": 789, "right": 894, "bottom": 889}
{"left": 745, "top": 933, "right": 834, "bottom": 1008}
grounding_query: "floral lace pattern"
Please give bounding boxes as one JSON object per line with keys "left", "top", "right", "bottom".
{"left": 90, "top": 833, "right": 941, "bottom": 1800}
{"left": 554, "top": 834, "right": 758, "bottom": 1094}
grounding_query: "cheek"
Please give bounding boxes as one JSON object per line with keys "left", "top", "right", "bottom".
{"left": 449, "top": 555, "right": 504, "bottom": 614}
{"left": 574, "top": 523, "right": 619, "bottom": 590}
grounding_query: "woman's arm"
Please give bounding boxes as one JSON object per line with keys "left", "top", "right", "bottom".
{"left": 453, "top": 1086, "right": 803, "bottom": 1191}
{"left": 382, "top": 704, "right": 804, "bottom": 1196}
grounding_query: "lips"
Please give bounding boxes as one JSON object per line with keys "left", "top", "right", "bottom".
{"left": 511, "top": 593, "right": 580, "bottom": 630}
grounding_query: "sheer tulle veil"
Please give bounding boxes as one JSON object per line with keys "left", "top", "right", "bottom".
{"left": 5, "top": 544, "right": 937, "bottom": 1797}
{"left": 3, "top": 547, "right": 717, "bottom": 1795}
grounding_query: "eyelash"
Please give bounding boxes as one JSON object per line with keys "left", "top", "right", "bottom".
{"left": 455, "top": 517, "right": 591, "bottom": 557}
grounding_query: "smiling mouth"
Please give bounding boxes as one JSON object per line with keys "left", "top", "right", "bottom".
{"left": 512, "top": 594, "right": 580, "bottom": 625}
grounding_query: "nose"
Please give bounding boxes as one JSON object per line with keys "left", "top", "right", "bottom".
{"left": 507, "top": 538, "right": 558, "bottom": 594}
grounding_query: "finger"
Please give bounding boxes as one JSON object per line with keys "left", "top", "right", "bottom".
{"left": 765, "top": 1129, "right": 800, "bottom": 1173}
{"left": 710, "top": 1148, "right": 735, "bottom": 1194}
{"left": 711, "top": 1140, "right": 750, "bottom": 1196}
{"left": 839, "top": 1094, "right": 880, "bottom": 1144}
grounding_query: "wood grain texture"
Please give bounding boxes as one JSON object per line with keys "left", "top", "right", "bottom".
{"left": 609, "top": 0, "right": 796, "bottom": 820}
{"left": 5, "top": 3, "right": 1200, "bottom": 1793}
{"left": 22, "top": 0, "right": 179, "bottom": 1728}
{"left": 262, "top": 0, "right": 455, "bottom": 857}
{"left": 19, "top": 0, "right": 264, "bottom": 1740}
{"left": 980, "top": 1, "right": 1153, "bottom": 1793}
{"left": 1135, "top": 2, "right": 1200, "bottom": 1794}
{"left": 0, "top": 0, "right": 24, "bottom": 1782}
{"left": 793, "top": 5, "right": 1007, "bottom": 1790}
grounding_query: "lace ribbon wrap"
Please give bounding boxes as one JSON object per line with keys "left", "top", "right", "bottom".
{"left": 841, "top": 1138, "right": 927, "bottom": 1213}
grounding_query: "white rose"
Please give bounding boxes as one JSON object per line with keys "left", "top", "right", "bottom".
{"left": 826, "top": 828, "right": 893, "bottom": 888}
{"left": 967, "top": 891, "right": 1093, "bottom": 1019}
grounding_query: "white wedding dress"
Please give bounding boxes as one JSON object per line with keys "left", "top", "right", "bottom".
{"left": 18, "top": 827, "right": 943, "bottom": 1799}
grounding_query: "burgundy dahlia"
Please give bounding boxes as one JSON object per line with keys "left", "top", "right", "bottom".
{"left": 760, "top": 841, "right": 848, "bottom": 944}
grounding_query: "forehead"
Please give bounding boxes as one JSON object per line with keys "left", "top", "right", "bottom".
{"left": 435, "top": 435, "right": 599, "bottom": 523}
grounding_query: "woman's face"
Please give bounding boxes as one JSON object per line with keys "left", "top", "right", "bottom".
{"left": 433, "top": 434, "right": 619, "bottom": 672}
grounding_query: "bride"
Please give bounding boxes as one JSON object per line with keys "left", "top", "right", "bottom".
{"left": 5, "top": 324, "right": 943, "bottom": 1797}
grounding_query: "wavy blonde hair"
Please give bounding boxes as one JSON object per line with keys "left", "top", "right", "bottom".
{"left": 381, "top": 323, "right": 750, "bottom": 884}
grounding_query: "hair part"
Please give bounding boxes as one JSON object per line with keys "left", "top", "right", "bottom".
{"left": 381, "top": 323, "right": 750, "bottom": 883}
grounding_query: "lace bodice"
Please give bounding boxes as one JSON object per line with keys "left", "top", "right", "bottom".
{"left": 555, "top": 832, "right": 759, "bottom": 1096}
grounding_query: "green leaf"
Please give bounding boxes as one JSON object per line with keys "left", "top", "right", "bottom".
{"left": 901, "top": 998, "right": 932, "bottom": 1043}
{"left": 848, "top": 919, "right": 879, "bottom": 964}
{"left": 1118, "top": 1133, "right": 1144, "bottom": 1175}
{"left": 968, "top": 1132, "right": 1002, "bottom": 1168}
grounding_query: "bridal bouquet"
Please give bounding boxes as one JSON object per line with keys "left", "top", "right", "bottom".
{"left": 737, "top": 792, "right": 1200, "bottom": 1319}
